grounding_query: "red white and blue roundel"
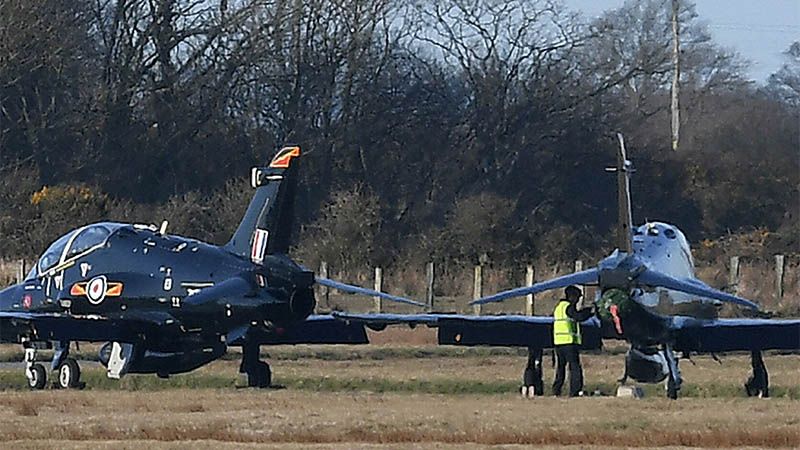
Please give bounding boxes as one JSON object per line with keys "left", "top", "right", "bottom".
{"left": 86, "top": 276, "right": 108, "bottom": 305}
{"left": 70, "top": 276, "right": 123, "bottom": 305}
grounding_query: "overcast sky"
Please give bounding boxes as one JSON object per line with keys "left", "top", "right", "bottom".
{"left": 564, "top": 0, "right": 800, "bottom": 82}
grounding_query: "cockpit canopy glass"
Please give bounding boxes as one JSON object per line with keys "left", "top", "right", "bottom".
{"left": 38, "top": 232, "right": 73, "bottom": 273}
{"left": 68, "top": 225, "right": 112, "bottom": 257}
{"left": 37, "top": 223, "right": 121, "bottom": 274}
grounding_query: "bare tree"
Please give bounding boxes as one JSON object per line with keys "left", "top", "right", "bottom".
{"left": 766, "top": 41, "right": 800, "bottom": 108}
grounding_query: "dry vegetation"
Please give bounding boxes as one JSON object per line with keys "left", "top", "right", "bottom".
{"left": 0, "top": 342, "right": 798, "bottom": 448}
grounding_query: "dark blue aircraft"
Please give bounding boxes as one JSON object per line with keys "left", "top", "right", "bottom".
{"left": 0, "top": 146, "right": 424, "bottom": 389}
{"left": 335, "top": 135, "right": 800, "bottom": 399}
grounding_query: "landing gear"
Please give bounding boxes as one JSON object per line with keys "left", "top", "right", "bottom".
{"left": 51, "top": 340, "right": 84, "bottom": 389}
{"left": 56, "top": 359, "right": 83, "bottom": 389}
{"left": 663, "top": 344, "right": 681, "bottom": 400}
{"left": 240, "top": 342, "right": 271, "bottom": 388}
{"left": 248, "top": 361, "right": 272, "bottom": 388}
{"left": 744, "top": 350, "right": 769, "bottom": 398}
{"left": 27, "top": 363, "right": 47, "bottom": 390}
{"left": 520, "top": 347, "right": 543, "bottom": 398}
{"left": 24, "top": 345, "right": 47, "bottom": 390}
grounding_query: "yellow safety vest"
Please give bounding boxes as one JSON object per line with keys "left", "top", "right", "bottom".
{"left": 553, "top": 300, "right": 582, "bottom": 345}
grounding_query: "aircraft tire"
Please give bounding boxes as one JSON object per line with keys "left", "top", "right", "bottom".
{"left": 666, "top": 378, "right": 679, "bottom": 400}
{"left": 248, "top": 361, "right": 271, "bottom": 388}
{"left": 27, "top": 363, "right": 47, "bottom": 390}
{"left": 57, "top": 358, "right": 82, "bottom": 389}
{"left": 261, "top": 362, "right": 272, "bottom": 388}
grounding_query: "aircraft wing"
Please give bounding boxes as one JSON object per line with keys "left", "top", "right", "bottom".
{"left": 671, "top": 316, "right": 800, "bottom": 353}
{"left": 229, "top": 314, "right": 369, "bottom": 346}
{"left": 316, "top": 277, "right": 427, "bottom": 307}
{"left": 0, "top": 310, "right": 180, "bottom": 343}
{"left": 470, "top": 269, "right": 599, "bottom": 305}
{"left": 637, "top": 269, "right": 759, "bottom": 309}
{"left": 333, "top": 312, "right": 603, "bottom": 349}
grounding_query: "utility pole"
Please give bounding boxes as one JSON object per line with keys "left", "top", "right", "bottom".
{"left": 670, "top": 0, "right": 681, "bottom": 151}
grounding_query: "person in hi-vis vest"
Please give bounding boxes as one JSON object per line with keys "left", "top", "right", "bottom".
{"left": 552, "top": 285, "right": 595, "bottom": 396}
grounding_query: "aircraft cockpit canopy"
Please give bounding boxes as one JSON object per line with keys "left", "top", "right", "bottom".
{"left": 37, "top": 233, "right": 73, "bottom": 274}
{"left": 36, "top": 223, "right": 126, "bottom": 276}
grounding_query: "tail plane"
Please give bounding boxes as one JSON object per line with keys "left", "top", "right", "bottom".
{"left": 225, "top": 146, "right": 301, "bottom": 262}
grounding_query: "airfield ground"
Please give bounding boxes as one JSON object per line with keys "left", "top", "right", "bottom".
{"left": 0, "top": 330, "right": 798, "bottom": 449}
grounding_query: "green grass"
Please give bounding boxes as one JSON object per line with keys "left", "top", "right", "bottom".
{"left": 258, "top": 345, "right": 530, "bottom": 361}
{"left": 0, "top": 342, "right": 638, "bottom": 363}
{"left": 0, "top": 369, "right": 236, "bottom": 391}
{"left": 0, "top": 345, "right": 530, "bottom": 363}
{"left": 1, "top": 367, "right": 797, "bottom": 399}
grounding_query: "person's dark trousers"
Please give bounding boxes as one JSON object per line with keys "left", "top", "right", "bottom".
{"left": 552, "top": 344, "right": 583, "bottom": 396}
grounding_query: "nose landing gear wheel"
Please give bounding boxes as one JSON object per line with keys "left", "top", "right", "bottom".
{"left": 27, "top": 363, "right": 47, "bottom": 390}
{"left": 57, "top": 358, "right": 83, "bottom": 389}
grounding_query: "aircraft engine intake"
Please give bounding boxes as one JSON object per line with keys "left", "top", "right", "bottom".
{"left": 98, "top": 342, "right": 226, "bottom": 376}
{"left": 289, "top": 287, "right": 316, "bottom": 320}
{"left": 262, "top": 287, "right": 316, "bottom": 324}
{"left": 625, "top": 346, "right": 669, "bottom": 384}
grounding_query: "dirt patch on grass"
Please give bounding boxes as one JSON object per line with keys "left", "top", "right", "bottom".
{"left": 366, "top": 327, "right": 437, "bottom": 346}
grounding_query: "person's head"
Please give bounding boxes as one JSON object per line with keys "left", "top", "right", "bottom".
{"left": 564, "top": 285, "right": 583, "bottom": 303}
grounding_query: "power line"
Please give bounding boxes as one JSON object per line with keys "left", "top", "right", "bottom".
{"left": 708, "top": 23, "right": 800, "bottom": 34}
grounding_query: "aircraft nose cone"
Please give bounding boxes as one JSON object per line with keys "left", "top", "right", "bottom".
{"left": 598, "top": 254, "right": 646, "bottom": 289}
{"left": 0, "top": 284, "right": 22, "bottom": 309}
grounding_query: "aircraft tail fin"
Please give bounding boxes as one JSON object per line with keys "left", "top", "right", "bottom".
{"left": 614, "top": 133, "right": 634, "bottom": 253}
{"left": 225, "top": 146, "right": 301, "bottom": 262}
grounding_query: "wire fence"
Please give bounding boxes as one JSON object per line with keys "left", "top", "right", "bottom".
{"left": 1, "top": 256, "right": 797, "bottom": 316}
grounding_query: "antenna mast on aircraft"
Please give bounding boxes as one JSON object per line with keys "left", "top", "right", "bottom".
{"left": 671, "top": 0, "right": 681, "bottom": 151}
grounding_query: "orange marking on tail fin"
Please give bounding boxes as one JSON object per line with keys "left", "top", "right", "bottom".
{"left": 269, "top": 146, "right": 301, "bottom": 168}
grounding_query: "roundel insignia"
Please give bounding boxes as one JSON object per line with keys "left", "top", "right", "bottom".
{"left": 21, "top": 294, "right": 32, "bottom": 309}
{"left": 86, "top": 276, "right": 108, "bottom": 305}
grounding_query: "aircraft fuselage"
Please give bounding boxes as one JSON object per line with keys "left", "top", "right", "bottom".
{"left": 0, "top": 222, "right": 316, "bottom": 349}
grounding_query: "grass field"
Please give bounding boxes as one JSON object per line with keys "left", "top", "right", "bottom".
{"left": 0, "top": 340, "right": 798, "bottom": 448}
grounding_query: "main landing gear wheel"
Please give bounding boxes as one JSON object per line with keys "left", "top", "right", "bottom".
{"left": 57, "top": 358, "right": 83, "bottom": 389}
{"left": 521, "top": 347, "right": 544, "bottom": 398}
{"left": 241, "top": 341, "right": 272, "bottom": 389}
{"left": 663, "top": 344, "right": 681, "bottom": 400}
{"left": 744, "top": 350, "right": 769, "bottom": 398}
{"left": 247, "top": 361, "right": 272, "bottom": 388}
{"left": 666, "top": 375, "right": 679, "bottom": 400}
{"left": 27, "top": 363, "right": 47, "bottom": 390}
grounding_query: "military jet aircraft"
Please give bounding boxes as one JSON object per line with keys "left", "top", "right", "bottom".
{"left": 0, "top": 146, "right": 424, "bottom": 390}
{"left": 335, "top": 135, "right": 800, "bottom": 399}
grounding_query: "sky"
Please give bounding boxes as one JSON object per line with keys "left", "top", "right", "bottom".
{"left": 564, "top": 0, "right": 800, "bottom": 82}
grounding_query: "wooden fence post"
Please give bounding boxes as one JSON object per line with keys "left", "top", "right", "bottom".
{"left": 775, "top": 254, "right": 785, "bottom": 303}
{"left": 426, "top": 262, "right": 435, "bottom": 310}
{"left": 318, "top": 261, "right": 329, "bottom": 310}
{"left": 17, "top": 259, "right": 26, "bottom": 284}
{"left": 525, "top": 264, "right": 535, "bottom": 316}
{"left": 472, "top": 265, "right": 483, "bottom": 315}
{"left": 728, "top": 256, "right": 740, "bottom": 295}
{"left": 574, "top": 260, "right": 584, "bottom": 307}
{"left": 373, "top": 267, "right": 383, "bottom": 313}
